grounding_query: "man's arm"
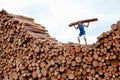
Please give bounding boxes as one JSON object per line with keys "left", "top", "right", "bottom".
{"left": 84, "top": 22, "right": 89, "bottom": 27}
{"left": 74, "top": 25, "right": 78, "bottom": 30}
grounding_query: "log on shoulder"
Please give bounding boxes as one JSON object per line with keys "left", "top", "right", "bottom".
{"left": 69, "top": 18, "right": 98, "bottom": 27}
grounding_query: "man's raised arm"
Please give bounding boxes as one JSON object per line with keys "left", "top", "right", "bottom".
{"left": 74, "top": 25, "right": 78, "bottom": 30}
{"left": 84, "top": 22, "right": 89, "bottom": 27}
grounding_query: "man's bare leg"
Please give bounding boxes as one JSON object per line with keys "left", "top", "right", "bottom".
{"left": 78, "top": 37, "right": 80, "bottom": 44}
{"left": 83, "top": 36, "right": 87, "bottom": 45}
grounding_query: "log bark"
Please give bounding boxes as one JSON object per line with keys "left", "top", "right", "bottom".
{"left": 69, "top": 18, "right": 98, "bottom": 27}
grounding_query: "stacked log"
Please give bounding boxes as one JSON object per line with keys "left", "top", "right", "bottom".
{"left": 0, "top": 9, "right": 120, "bottom": 80}
{"left": 10, "top": 10, "right": 51, "bottom": 41}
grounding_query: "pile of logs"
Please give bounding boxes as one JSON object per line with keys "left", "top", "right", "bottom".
{"left": 11, "top": 10, "right": 51, "bottom": 41}
{"left": 0, "top": 9, "right": 120, "bottom": 80}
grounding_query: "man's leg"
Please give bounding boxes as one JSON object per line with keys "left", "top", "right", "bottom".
{"left": 83, "top": 36, "right": 87, "bottom": 45}
{"left": 78, "top": 36, "right": 80, "bottom": 44}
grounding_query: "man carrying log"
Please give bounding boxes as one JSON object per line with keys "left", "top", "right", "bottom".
{"left": 74, "top": 21, "right": 89, "bottom": 45}
{"left": 69, "top": 18, "right": 98, "bottom": 45}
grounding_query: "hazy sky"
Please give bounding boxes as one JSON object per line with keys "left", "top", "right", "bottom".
{"left": 0, "top": 0, "right": 120, "bottom": 44}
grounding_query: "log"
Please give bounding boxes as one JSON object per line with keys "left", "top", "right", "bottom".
{"left": 35, "top": 46, "right": 40, "bottom": 53}
{"left": 75, "top": 46, "right": 81, "bottom": 53}
{"left": 59, "top": 66, "right": 65, "bottom": 72}
{"left": 68, "top": 73, "right": 74, "bottom": 79}
{"left": 75, "top": 56, "right": 81, "bottom": 63}
{"left": 40, "top": 62, "right": 46, "bottom": 68}
{"left": 51, "top": 76, "right": 56, "bottom": 80}
{"left": 61, "top": 73, "right": 67, "bottom": 79}
{"left": 111, "top": 24, "right": 118, "bottom": 31}
{"left": 71, "top": 61, "right": 76, "bottom": 66}
{"left": 92, "top": 61, "right": 98, "bottom": 67}
{"left": 93, "top": 53, "right": 98, "bottom": 60}
{"left": 11, "top": 14, "right": 34, "bottom": 22}
{"left": 41, "top": 68, "right": 47, "bottom": 76}
{"left": 111, "top": 59, "right": 119, "bottom": 67}
{"left": 69, "top": 18, "right": 98, "bottom": 27}
{"left": 32, "top": 71, "right": 37, "bottom": 79}
{"left": 27, "top": 26, "right": 48, "bottom": 33}
{"left": 108, "top": 66, "right": 114, "bottom": 72}
{"left": 40, "top": 77, "right": 47, "bottom": 80}
{"left": 50, "top": 59, "right": 55, "bottom": 65}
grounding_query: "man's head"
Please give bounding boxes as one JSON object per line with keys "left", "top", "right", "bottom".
{"left": 78, "top": 21, "right": 82, "bottom": 24}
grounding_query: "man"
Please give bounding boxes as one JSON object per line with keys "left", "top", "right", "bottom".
{"left": 74, "top": 21, "right": 89, "bottom": 45}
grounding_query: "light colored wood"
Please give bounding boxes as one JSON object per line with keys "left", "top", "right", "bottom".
{"left": 93, "top": 53, "right": 98, "bottom": 60}
{"left": 50, "top": 59, "right": 55, "bottom": 65}
{"left": 41, "top": 68, "right": 47, "bottom": 76}
{"left": 0, "top": 9, "right": 120, "bottom": 80}
{"left": 75, "top": 56, "right": 81, "bottom": 63}
{"left": 92, "top": 61, "right": 98, "bottom": 67}
{"left": 40, "top": 62, "right": 46, "bottom": 68}
{"left": 75, "top": 46, "right": 81, "bottom": 53}
{"left": 50, "top": 76, "right": 56, "bottom": 80}
{"left": 71, "top": 61, "right": 76, "bottom": 66}
{"left": 68, "top": 73, "right": 74, "bottom": 79}
{"left": 32, "top": 71, "right": 37, "bottom": 79}
{"left": 70, "top": 49, "right": 75, "bottom": 54}
{"left": 59, "top": 66, "right": 65, "bottom": 72}
{"left": 108, "top": 66, "right": 114, "bottom": 72}
{"left": 35, "top": 46, "right": 40, "bottom": 53}
{"left": 40, "top": 77, "right": 47, "bottom": 80}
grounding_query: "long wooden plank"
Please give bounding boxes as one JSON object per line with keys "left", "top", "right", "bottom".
{"left": 69, "top": 18, "right": 98, "bottom": 27}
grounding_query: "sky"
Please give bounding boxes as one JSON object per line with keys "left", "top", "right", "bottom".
{"left": 0, "top": 0, "right": 120, "bottom": 44}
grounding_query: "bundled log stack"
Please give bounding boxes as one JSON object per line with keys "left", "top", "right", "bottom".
{"left": 10, "top": 10, "right": 51, "bottom": 41}
{"left": 0, "top": 9, "right": 120, "bottom": 80}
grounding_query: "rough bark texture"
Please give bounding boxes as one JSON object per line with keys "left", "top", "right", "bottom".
{"left": 69, "top": 18, "right": 98, "bottom": 27}
{"left": 0, "top": 9, "right": 120, "bottom": 80}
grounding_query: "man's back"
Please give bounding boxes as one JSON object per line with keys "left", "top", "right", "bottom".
{"left": 77, "top": 24, "right": 85, "bottom": 33}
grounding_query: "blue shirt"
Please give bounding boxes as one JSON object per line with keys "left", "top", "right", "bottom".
{"left": 77, "top": 24, "right": 85, "bottom": 33}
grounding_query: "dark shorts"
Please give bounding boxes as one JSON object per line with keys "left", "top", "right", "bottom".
{"left": 79, "top": 31, "right": 85, "bottom": 37}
